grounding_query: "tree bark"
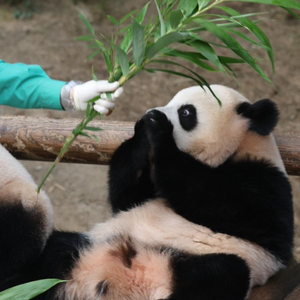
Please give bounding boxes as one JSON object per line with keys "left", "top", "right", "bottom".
{"left": 0, "top": 116, "right": 299, "bottom": 176}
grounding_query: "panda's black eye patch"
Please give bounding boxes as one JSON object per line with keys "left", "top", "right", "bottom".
{"left": 178, "top": 105, "right": 197, "bottom": 131}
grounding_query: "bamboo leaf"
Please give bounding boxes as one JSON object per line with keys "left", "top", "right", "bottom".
{"left": 227, "top": 28, "right": 271, "bottom": 50}
{"left": 85, "top": 126, "right": 103, "bottom": 131}
{"left": 150, "top": 60, "right": 222, "bottom": 105}
{"left": 93, "top": 135, "right": 101, "bottom": 144}
{"left": 120, "top": 9, "right": 139, "bottom": 24}
{"left": 114, "top": 45, "right": 130, "bottom": 76}
{"left": 103, "top": 51, "right": 113, "bottom": 74}
{"left": 197, "top": 21, "right": 271, "bottom": 82}
{"left": 91, "top": 66, "right": 98, "bottom": 81}
{"left": 0, "top": 279, "right": 65, "bottom": 300}
{"left": 145, "top": 67, "right": 203, "bottom": 86}
{"left": 216, "top": 6, "right": 275, "bottom": 71}
{"left": 170, "top": 9, "right": 184, "bottom": 28}
{"left": 178, "top": 0, "right": 198, "bottom": 16}
{"left": 154, "top": 0, "right": 166, "bottom": 36}
{"left": 227, "top": 0, "right": 300, "bottom": 10}
{"left": 107, "top": 15, "right": 119, "bottom": 26}
{"left": 132, "top": 19, "right": 145, "bottom": 67}
{"left": 282, "top": 7, "right": 300, "bottom": 19}
{"left": 120, "top": 27, "right": 133, "bottom": 52}
{"left": 136, "top": 2, "right": 150, "bottom": 24}
{"left": 74, "top": 34, "right": 94, "bottom": 41}
{"left": 79, "top": 12, "right": 94, "bottom": 35}
{"left": 86, "top": 49, "right": 102, "bottom": 62}
{"left": 164, "top": 49, "right": 218, "bottom": 71}
{"left": 79, "top": 132, "right": 91, "bottom": 138}
{"left": 198, "top": 0, "right": 211, "bottom": 10}
{"left": 147, "top": 32, "right": 190, "bottom": 58}
{"left": 95, "top": 39, "right": 106, "bottom": 52}
{"left": 189, "top": 40, "right": 226, "bottom": 73}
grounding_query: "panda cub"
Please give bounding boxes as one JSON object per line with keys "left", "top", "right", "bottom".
{"left": 0, "top": 85, "right": 293, "bottom": 300}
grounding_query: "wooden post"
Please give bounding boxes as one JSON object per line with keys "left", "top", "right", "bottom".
{"left": 0, "top": 116, "right": 299, "bottom": 176}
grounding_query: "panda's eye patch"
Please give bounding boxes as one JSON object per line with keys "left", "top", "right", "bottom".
{"left": 178, "top": 105, "right": 197, "bottom": 132}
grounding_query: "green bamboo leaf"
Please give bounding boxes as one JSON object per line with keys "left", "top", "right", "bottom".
{"left": 132, "top": 19, "right": 145, "bottom": 67}
{"left": 103, "top": 51, "right": 113, "bottom": 74}
{"left": 165, "top": 49, "right": 218, "bottom": 71}
{"left": 95, "top": 39, "right": 106, "bottom": 52}
{"left": 189, "top": 40, "right": 226, "bottom": 73}
{"left": 85, "top": 126, "right": 103, "bottom": 131}
{"left": 114, "top": 45, "right": 130, "bottom": 76}
{"left": 0, "top": 279, "right": 65, "bottom": 300}
{"left": 150, "top": 59, "right": 222, "bottom": 105}
{"left": 91, "top": 66, "right": 98, "bottom": 81}
{"left": 227, "top": 0, "right": 300, "bottom": 10}
{"left": 136, "top": 2, "right": 150, "bottom": 24}
{"left": 282, "top": 7, "right": 300, "bottom": 19}
{"left": 154, "top": 0, "right": 166, "bottom": 36}
{"left": 170, "top": 9, "right": 184, "bottom": 28}
{"left": 120, "top": 9, "right": 139, "bottom": 23}
{"left": 145, "top": 67, "right": 203, "bottom": 86}
{"left": 218, "top": 56, "right": 245, "bottom": 64}
{"left": 79, "top": 132, "right": 91, "bottom": 138}
{"left": 86, "top": 49, "right": 102, "bottom": 62}
{"left": 147, "top": 32, "right": 190, "bottom": 58}
{"left": 74, "top": 34, "right": 94, "bottom": 41}
{"left": 93, "top": 135, "right": 101, "bottom": 144}
{"left": 227, "top": 29, "right": 271, "bottom": 50}
{"left": 107, "top": 15, "right": 119, "bottom": 26}
{"left": 216, "top": 6, "right": 274, "bottom": 71}
{"left": 197, "top": 21, "right": 271, "bottom": 82}
{"left": 120, "top": 27, "right": 133, "bottom": 52}
{"left": 198, "top": 0, "right": 211, "bottom": 10}
{"left": 79, "top": 12, "right": 94, "bottom": 35}
{"left": 178, "top": 0, "right": 198, "bottom": 16}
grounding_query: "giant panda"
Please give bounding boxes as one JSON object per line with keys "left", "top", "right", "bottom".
{"left": 0, "top": 85, "right": 293, "bottom": 300}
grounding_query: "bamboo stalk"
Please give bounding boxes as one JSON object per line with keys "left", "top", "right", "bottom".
{"left": 0, "top": 116, "right": 299, "bottom": 176}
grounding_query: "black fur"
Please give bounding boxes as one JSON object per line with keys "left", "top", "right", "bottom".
{"left": 169, "top": 253, "right": 251, "bottom": 300}
{"left": 237, "top": 99, "right": 279, "bottom": 136}
{"left": 109, "top": 118, "right": 155, "bottom": 213}
{"left": 0, "top": 202, "right": 46, "bottom": 287}
{"left": 109, "top": 109, "right": 294, "bottom": 266}
{"left": 0, "top": 211, "right": 91, "bottom": 298}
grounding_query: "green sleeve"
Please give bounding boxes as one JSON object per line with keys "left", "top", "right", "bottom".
{"left": 0, "top": 60, "right": 66, "bottom": 110}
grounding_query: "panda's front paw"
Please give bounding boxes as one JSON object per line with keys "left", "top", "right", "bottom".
{"left": 143, "top": 109, "right": 173, "bottom": 140}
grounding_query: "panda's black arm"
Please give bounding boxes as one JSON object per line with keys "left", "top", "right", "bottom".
{"left": 108, "top": 119, "right": 155, "bottom": 214}
{"left": 143, "top": 110, "right": 205, "bottom": 206}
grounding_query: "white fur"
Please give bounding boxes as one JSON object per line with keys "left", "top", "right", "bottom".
{"left": 0, "top": 144, "right": 54, "bottom": 240}
{"left": 91, "top": 199, "right": 283, "bottom": 288}
{"left": 155, "top": 85, "right": 284, "bottom": 171}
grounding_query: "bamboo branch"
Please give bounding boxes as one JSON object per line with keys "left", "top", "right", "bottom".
{"left": 0, "top": 116, "right": 299, "bottom": 176}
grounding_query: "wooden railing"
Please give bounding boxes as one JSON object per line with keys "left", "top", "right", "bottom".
{"left": 0, "top": 116, "right": 299, "bottom": 176}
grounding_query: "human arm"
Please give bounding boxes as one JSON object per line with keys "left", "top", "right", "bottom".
{"left": 0, "top": 60, "right": 123, "bottom": 111}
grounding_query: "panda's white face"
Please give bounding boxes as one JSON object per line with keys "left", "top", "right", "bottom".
{"left": 154, "top": 85, "right": 250, "bottom": 167}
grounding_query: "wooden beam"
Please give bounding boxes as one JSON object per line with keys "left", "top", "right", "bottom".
{"left": 0, "top": 116, "right": 299, "bottom": 176}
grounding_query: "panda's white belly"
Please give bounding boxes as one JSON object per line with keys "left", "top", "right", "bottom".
{"left": 90, "top": 199, "right": 283, "bottom": 287}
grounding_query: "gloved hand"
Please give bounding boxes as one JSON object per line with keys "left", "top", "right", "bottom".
{"left": 72, "top": 80, "right": 123, "bottom": 114}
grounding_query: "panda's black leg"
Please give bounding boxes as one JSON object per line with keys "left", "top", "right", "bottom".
{"left": 169, "top": 253, "right": 251, "bottom": 300}
{"left": 108, "top": 118, "right": 155, "bottom": 214}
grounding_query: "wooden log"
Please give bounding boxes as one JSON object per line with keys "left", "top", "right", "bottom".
{"left": 249, "top": 260, "right": 300, "bottom": 300}
{"left": 0, "top": 116, "right": 299, "bottom": 176}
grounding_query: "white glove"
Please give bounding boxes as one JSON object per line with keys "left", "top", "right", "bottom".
{"left": 72, "top": 80, "right": 123, "bottom": 114}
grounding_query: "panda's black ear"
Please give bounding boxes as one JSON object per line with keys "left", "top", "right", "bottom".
{"left": 236, "top": 99, "right": 279, "bottom": 136}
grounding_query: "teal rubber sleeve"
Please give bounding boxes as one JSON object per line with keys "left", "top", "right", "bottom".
{"left": 0, "top": 60, "right": 66, "bottom": 110}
